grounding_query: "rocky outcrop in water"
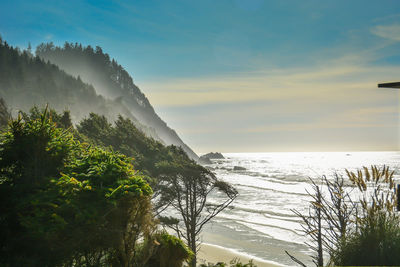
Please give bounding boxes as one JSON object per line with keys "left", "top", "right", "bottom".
{"left": 233, "top": 166, "right": 246, "bottom": 171}
{"left": 202, "top": 152, "right": 225, "bottom": 159}
{"left": 199, "top": 152, "right": 225, "bottom": 165}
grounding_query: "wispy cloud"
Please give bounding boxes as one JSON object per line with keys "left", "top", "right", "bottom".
{"left": 142, "top": 61, "right": 400, "bottom": 108}
{"left": 241, "top": 106, "right": 398, "bottom": 133}
{"left": 371, "top": 23, "right": 400, "bottom": 41}
{"left": 140, "top": 49, "right": 400, "bottom": 152}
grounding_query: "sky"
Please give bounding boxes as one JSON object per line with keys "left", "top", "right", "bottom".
{"left": 1, "top": 0, "right": 400, "bottom": 153}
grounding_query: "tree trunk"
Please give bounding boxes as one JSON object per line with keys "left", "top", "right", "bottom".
{"left": 189, "top": 231, "right": 197, "bottom": 267}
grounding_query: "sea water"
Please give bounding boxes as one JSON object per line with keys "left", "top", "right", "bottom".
{"left": 201, "top": 152, "right": 400, "bottom": 266}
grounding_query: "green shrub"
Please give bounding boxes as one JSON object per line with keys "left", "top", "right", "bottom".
{"left": 332, "top": 211, "right": 400, "bottom": 266}
{"left": 199, "top": 258, "right": 257, "bottom": 267}
{"left": 141, "top": 231, "right": 193, "bottom": 267}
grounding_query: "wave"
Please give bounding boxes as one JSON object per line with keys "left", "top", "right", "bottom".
{"left": 228, "top": 205, "right": 300, "bottom": 220}
{"left": 213, "top": 215, "right": 306, "bottom": 246}
{"left": 232, "top": 183, "right": 309, "bottom": 197}
{"left": 202, "top": 152, "right": 400, "bottom": 266}
{"left": 217, "top": 215, "right": 301, "bottom": 236}
{"left": 214, "top": 168, "right": 306, "bottom": 183}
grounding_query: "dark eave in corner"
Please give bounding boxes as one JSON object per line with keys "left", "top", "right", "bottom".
{"left": 378, "top": 82, "right": 400, "bottom": 88}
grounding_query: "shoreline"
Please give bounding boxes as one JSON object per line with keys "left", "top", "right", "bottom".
{"left": 197, "top": 243, "right": 289, "bottom": 267}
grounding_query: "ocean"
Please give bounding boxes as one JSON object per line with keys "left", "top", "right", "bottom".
{"left": 200, "top": 152, "right": 400, "bottom": 266}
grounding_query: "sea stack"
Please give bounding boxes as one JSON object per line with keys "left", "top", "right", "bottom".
{"left": 199, "top": 152, "right": 225, "bottom": 164}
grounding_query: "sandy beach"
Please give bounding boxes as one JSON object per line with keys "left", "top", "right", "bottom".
{"left": 197, "top": 243, "right": 287, "bottom": 267}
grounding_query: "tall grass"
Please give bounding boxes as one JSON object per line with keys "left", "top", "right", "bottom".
{"left": 332, "top": 211, "right": 400, "bottom": 266}
{"left": 290, "top": 166, "right": 400, "bottom": 266}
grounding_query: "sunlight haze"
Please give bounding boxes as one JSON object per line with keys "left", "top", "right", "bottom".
{"left": 2, "top": 0, "right": 400, "bottom": 153}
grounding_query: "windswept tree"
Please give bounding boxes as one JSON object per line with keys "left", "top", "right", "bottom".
{"left": 76, "top": 112, "right": 238, "bottom": 266}
{"left": 157, "top": 153, "right": 238, "bottom": 267}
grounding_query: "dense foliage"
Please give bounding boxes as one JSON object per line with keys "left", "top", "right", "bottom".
{"left": 0, "top": 105, "right": 236, "bottom": 266}
{"left": 75, "top": 112, "right": 237, "bottom": 266}
{"left": 0, "top": 109, "right": 195, "bottom": 266}
{"left": 76, "top": 113, "right": 168, "bottom": 176}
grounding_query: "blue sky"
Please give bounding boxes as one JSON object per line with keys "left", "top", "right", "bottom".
{"left": 1, "top": 0, "right": 400, "bottom": 152}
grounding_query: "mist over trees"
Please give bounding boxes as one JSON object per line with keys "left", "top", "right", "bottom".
{"left": 0, "top": 36, "right": 238, "bottom": 266}
{"left": 35, "top": 42, "right": 198, "bottom": 160}
{"left": 0, "top": 37, "right": 197, "bottom": 161}
{"left": 0, "top": 98, "right": 10, "bottom": 127}
{"left": 0, "top": 38, "right": 112, "bottom": 121}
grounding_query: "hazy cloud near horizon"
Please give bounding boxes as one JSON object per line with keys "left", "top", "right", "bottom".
{"left": 142, "top": 44, "right": 400, "bottom": 153}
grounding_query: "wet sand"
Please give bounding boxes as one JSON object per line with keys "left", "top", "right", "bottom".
{"left": 198, "top": 243, "right": 288, "bottom": 267}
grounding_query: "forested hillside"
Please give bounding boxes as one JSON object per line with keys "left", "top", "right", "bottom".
{"left": 35, "top": 42, "right": 198, "bottom": 160}
{"left": 0, "top": 39, "right": 159, "bottom": 137}
{"left": 0, "top": 38, "right": 197, "bottom": 160}
{"left": 0, "top": 37, "right": 240, "bottom": 265}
